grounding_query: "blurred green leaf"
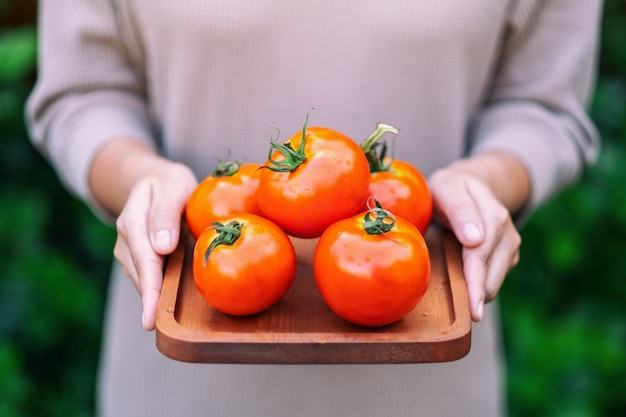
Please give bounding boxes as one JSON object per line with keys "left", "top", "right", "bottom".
{"left": 542, "top": 229, "right": 584, "bottom": 272}
{"left": 0, "top": 342, "right": 35, "bottom": 413}
{"left": 0, "top": 26, "right": 36, "bottom": 83}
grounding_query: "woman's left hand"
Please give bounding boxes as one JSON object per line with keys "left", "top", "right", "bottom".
{"left": 428, "top": 151, "right": 530, "bottom": 322}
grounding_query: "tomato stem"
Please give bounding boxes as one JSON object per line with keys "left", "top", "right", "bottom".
{"left": 204, "top": 220, "right": 243, "bottom": 267}
{"left": 261, "top": 112, "right": 311, "bottom": 173}
{"left": 360, "top": 123, "right": 400, "bottom": 173}
{"left": 211, "top": 160, "right": 242, "bottom": 177}
{"left": 362, "top": 199, "right": 396, "bottom": 235}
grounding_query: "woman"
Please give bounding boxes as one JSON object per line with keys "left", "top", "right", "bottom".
{"left": 27, "top": 1, "right": 601, "bottom": 416}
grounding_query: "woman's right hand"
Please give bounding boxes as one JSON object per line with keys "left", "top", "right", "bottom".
{"left": 90, "top": 139, "right": 198, "bottom": 331}
{"left": 114, "top": 161, "right": 197, "bottom": 330}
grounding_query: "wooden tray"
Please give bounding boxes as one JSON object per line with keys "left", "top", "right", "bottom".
{"left": 156, "top": 226, "right": 471, "bottom": 364}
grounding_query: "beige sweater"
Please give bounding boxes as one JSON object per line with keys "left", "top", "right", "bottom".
{"left": 27, "top": 1, "right": 602, "bottom": 416}
{"left": 28, "top": 1, "right": 600, "bottom": 218}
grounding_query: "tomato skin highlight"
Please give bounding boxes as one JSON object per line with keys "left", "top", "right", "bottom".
{"left": 186, "top": 162, "right": 262, "bottom": 239}
{"left": 313, "top": 211, "right": 431, "bottom": 327}
{"left": 257, "top": 126, "right": 371, "bottom": 239}
{"left": 192, "top": 213, "right": 296, "bottom": 316}
{"left": 367, "top": 159, "right": 433, "bottom": 234}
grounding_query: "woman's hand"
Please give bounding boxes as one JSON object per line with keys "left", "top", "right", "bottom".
{"left": 90, "top": 138, "right": 198, "bottom": 330}
{"left": 428, "top": 150, "right": 530, "bottom": 322}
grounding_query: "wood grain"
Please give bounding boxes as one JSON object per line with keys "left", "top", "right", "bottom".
{"left": 156, "top": 226, "right": 471, "bottom": 364}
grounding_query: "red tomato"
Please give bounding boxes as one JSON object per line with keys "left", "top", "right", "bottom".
{"left": 192, "top": 213, "right": 296, "bottom": 316}
{"left": 257, "top": 116, "right": 371, "bottom": 238}
{"left": 368, "top": 159, "right": 432, "bottom": 234}
{"left": 186, "top": 160, "right": 262, "bottom": 239}
{"left": 360, "top": 123, "right": 432, "bottom": 233}
{"left": 313, "top": 201, "right": 431, "bottom": 327}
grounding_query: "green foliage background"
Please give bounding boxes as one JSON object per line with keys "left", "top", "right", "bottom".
{"left": 1, "top": 1, "right": 624, "bottom": 416}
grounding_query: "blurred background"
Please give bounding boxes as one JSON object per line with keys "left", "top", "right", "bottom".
{"left": 1, "top": 1, "right": 625, "bottom": 416}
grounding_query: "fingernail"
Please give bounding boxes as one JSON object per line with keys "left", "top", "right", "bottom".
{"left": 476, "top": 300, "right": 484, "bottom": 321}
{"left": 463, "top": 223, "right": 481, "bottom": 242}
{"left": 154, "top": 229, "right": 172, "bottom": 251}
{"left": 142, "top": 311, "right": 147, "bottom": 328}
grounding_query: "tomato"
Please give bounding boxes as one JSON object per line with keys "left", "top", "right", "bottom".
{"left": 186, "top": 160, "right": 262, "bottom": 239}
{"left": 257, "top": 115, "right": 371, "bottom": 239}
{"left": 313, "top": 200, "right": 431, "bottom": 327}
{"left": 360, "top": 123, "right": 432, "bottom": 233}
{"left": 192, "top": 213, "right": 296, "bottom": 316}
{"left": 367, "top": 159, "right": 432, "bottom": 233}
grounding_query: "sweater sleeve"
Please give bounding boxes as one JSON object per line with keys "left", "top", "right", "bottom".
{"left": 26, "top": 0, "right": 155, "bottom": 214}
{"left": 469, "top": 0, "right": 602, "bottom": 218}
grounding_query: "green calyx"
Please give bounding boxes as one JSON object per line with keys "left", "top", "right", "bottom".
{"left": 211, "top": 160, "right": 242, "bottom": 177}
{"left": 204, "top": 220, "right": 243, "bottom": 267}
{"left": 262, "top": 113, "right": 311, "bottom": 173}
{"left": 359, "top": 123, "right": 400, "bottom": 173}
{"left": 362, "top": 199, "right": 396, "bottom": 235}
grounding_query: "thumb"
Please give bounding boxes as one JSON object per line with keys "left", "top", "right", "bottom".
{"left": 149, "top": 201, "right": 184, "bottom": 255}
{"left": 148, "top": 166, "right": 197, "bottom": 255}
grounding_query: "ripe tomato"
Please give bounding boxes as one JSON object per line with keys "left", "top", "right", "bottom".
{"left": 257, "top": 115, "right": 371, "bottom": 239}
{"left": 313, "top": 201, "right": 431, "bottom": 327}
{"left": 367, "top": 159, "right": 432, "bottom": 234}
{"left": 360, "top": 123, "right": 432, "bottom": 233}
{"left": 192, "top": 213, "right": 297, "bottom": 316}
{"left": 186, "top": 160, "right": 262, "bottom": 239}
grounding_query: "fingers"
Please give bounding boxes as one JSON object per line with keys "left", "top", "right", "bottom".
{"left": 457, "top": 181, "right": 493, "bottom": 321}
{"left": 114, "top": 235, "right": 165, "bottom": 330}
{"left": 115, "top": 181, "right": 166, "bottom": 330}
{"left": 462, "top": 216, "right": 520, "bottom": 321}
{"left": 114, "top": 164, "right": 197, "bottom": 331}
{"left": 430, "top": 171, "right": 521, "bottom": 322}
